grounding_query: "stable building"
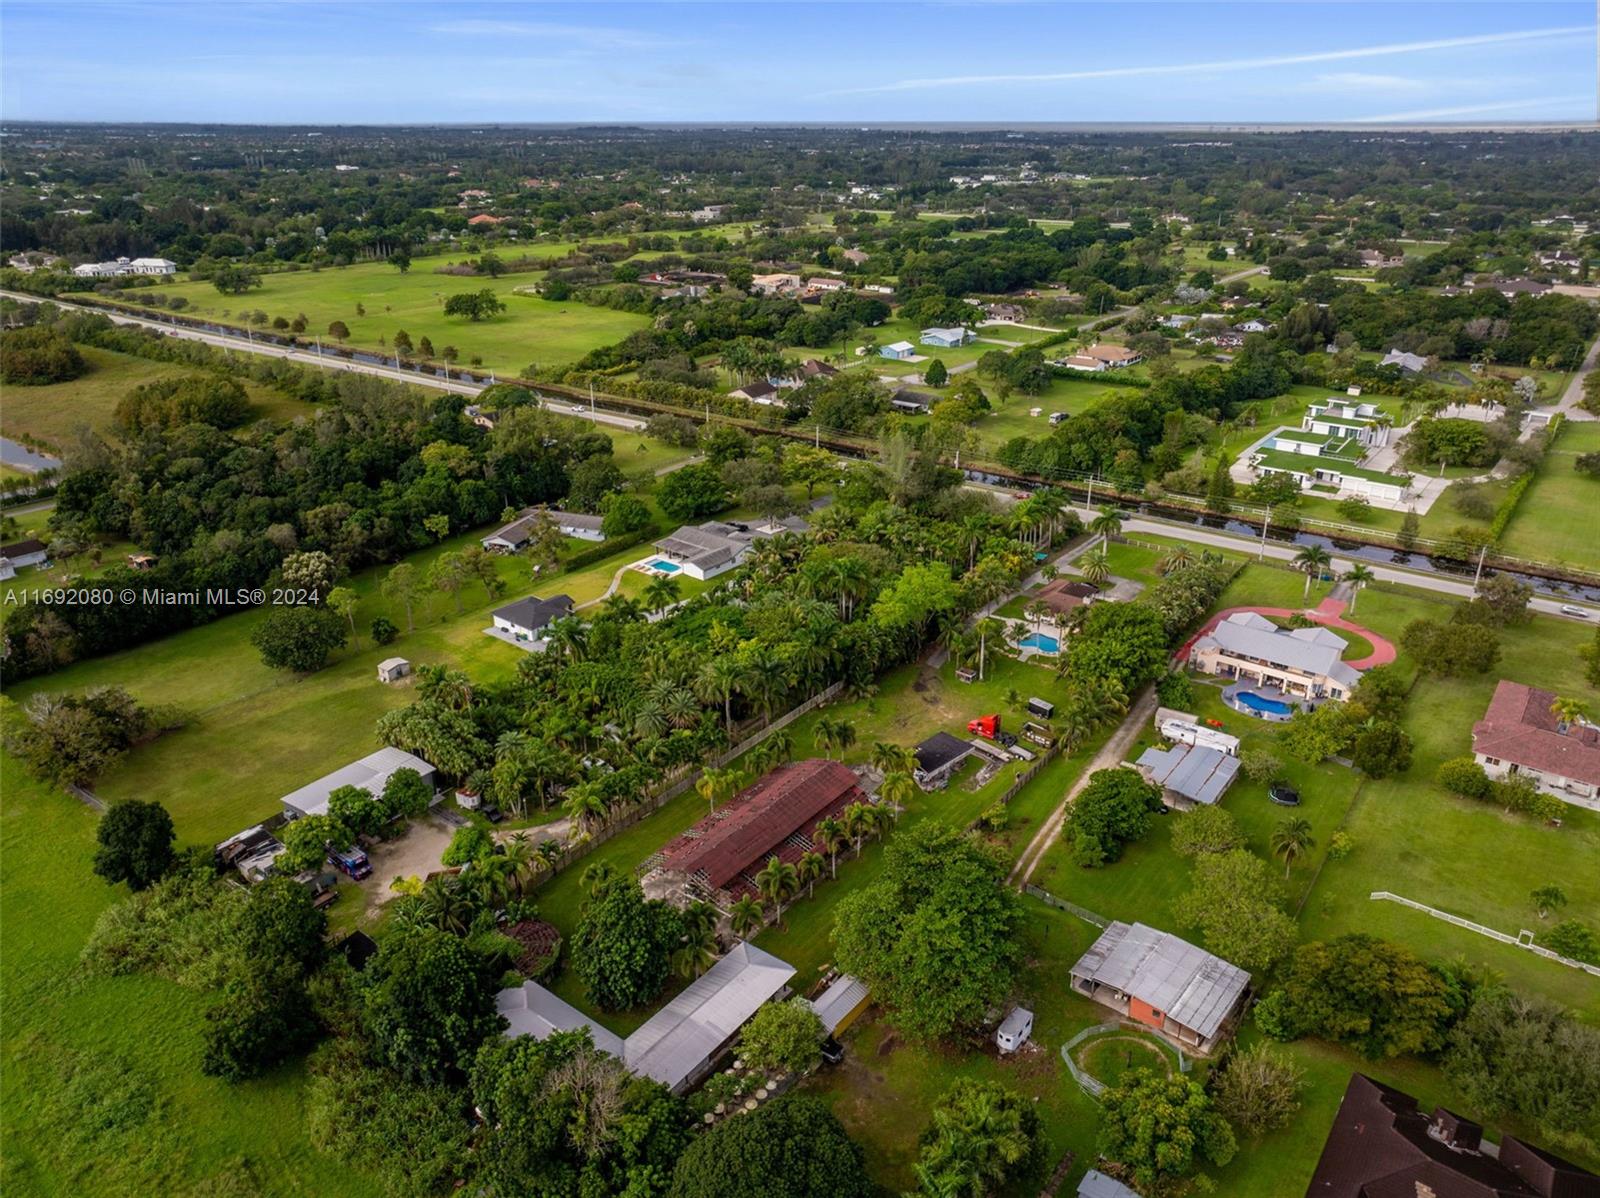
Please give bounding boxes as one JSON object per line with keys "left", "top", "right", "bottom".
{"left": 483, "top": 508, "right": 604, "bottom": 552}
{"left": 1068, "top": 921, "right": 1249, "bottom": 1054}
{"left": 643, "top": 758, "right": 868, "bottom": 905}
{"left": 913, "top": 731, "right": 976, "bottom": 789}
{"left": 498, "top": 940, "right": 797, "bottom": 1095}
{"left": 920, "top": 326, "right": 974, "bottom": 348}
{"left": 279, "top": 747, "right": 436, "bottom": 821}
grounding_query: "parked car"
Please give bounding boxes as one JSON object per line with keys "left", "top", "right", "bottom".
{"left": 820, "top": 1037, "right": 845, "bottom": 1065}
{"left": 1268, "top": 780, "right": 1301, "bottom": 806}
{"left": 481, "top": 804, "right": 505, "bottom": 824}
{"left": 328, "top": 845, "right": 373, "bottom": 880}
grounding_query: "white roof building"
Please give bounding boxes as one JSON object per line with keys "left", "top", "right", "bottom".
{"left": 497, "top": 940, "right": 796, "bottom": 1094}
{"left": 280, "top": 746, "right": 436, "bottom": 819}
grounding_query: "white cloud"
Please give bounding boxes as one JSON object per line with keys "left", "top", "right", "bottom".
{"left": 825, "top": 25, "right": 1593, "bottom": 95}
{"left": 1354, "top": 95, "right": 1592, "bottom": 122}
{"left": 1302, "top": 72, "right": 1430, "bottom": 93}
{"left": 425, "top": 19, "right": 688, "bottom": 50}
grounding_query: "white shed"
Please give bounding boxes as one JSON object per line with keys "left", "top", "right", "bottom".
{"left": 377, "top": 657, "right": 411, "bottom": 683}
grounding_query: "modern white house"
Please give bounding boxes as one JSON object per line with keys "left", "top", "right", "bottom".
{"left": 497, "top": 941, "right": 796, "bottom": 1094}
{"left": 1380, "top": 348, "right": 1429, "bottom": 374}
{"left": 280, "top": 747, "right": 437, "bottom": 820}
{"left": 1189, "top": 612, "right": 1361, "bottom": 700}
{"left": 920, "top": 326, "right": 974, "bottom": 348}
{"left": 1472, "top": 680, "right": 1600, "bottom": 810}
{"left": 880, "top": 340, "right": 917, "bottom": 360}
{"left": 750, "top": 272, "right": 801, "bottom": 295}
{"left": 71, "top": 256, "right": 176, "bottom": 278}
{"left": 1248, "top": 419, "right": 1412, "bottom": 504}
{"left": 648, "top": 518, "right": 806, "bottom": 581}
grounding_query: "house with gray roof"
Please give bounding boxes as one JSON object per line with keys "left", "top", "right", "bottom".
{"left": 1380, "top": 348, "right": 1429, "bottom": 374}
{"left": 1133, "top": 743, "right": 1241, "bottom": 809}
{"left": 1069, "top": 921, "right": 1249, "bottom": 1054}
{"left": 496, "top": 940, "right": 796, "bottom": 1094}
{"left": 1077, "top": 1170, "right": 1143, "bottom": 1198}
{"left": 1189, "top": 611, "right": 1360, "bottom": 700}
{"left": 483, "top": 508, "right": 604, "bottom": 552}
{"left": 491, "top": 594, "right": 575, "bottom": 645}
{"left": 280, "top": 746, "right": 436, "bottom": 820}
{"left": 651, "top": 518, "right": 806, "bottom": 581}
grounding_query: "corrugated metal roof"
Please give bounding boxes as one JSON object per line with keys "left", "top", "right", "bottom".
{"left": 1070, "top": 922, "right": 1249, "bottom": 1042}
{"left": 280, "top": 747, "right": 434, "bottom": 818}
{"left": 807, "top": 974, "right": 869, "bottom": 1034}
{"left": 625, "top": 941, "right": 795, "bottom": 1090}
{"left": 1136, "top": 743, "right": 1240, "bottom": 806}
{"left": 496, "top": 982, "right": 626, "bottom": 1058}
{"left": 1078, "top": 1169, "right": 1144, "bottom": 1198}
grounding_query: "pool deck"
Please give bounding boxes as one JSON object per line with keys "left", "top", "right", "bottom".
{"left": 1176, "top": 597, "right": 1396, "bottom": 670}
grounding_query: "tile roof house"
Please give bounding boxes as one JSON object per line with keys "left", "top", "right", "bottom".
{"left": 1305, "top": 1073, "right": 1599, "bottom": 1198}
{"left": 1472, "top": 680, "right": 1600, "bottom": 809}
{"left": 1082, "top": 343, "right": 1143, "bottom": 367}
{"left": 497, "top": 940, "right": 797, "bottom": 1094}
{"left": 280, "top": 747, "right": 436, "bottom": 820}
{"left": 1189, "top": 611, "right": 1360, "bottom": 700}
{"left": 1134, "top": 743, "right": 1241, "bottom": 809}
{"left": 1033, "top": 577, "right": 1100, "bottom": 616}
{"left": 646, "top": 758, "right": 867, "bottom": 903}
{"left": 1069, "top": 921, "right": 1249, "bottom": 1053}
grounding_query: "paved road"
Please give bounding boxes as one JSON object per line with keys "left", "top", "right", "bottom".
{"left": 0, "top": 289, "right": 648, "bottom": 433}
{"left": 1217, "top": 264, "right": 1267, "bottom": 284}
{"left": 1554, "top": 331, "right": 1600, "bottom": 421}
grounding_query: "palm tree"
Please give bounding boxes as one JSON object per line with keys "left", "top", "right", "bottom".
{"left": 844, "top": 802, "right": 873, "bottom": 855}
{"left": 1078, "top": 549, "right": 1111, "bottom": 586}
{"left": 604, "top": 593, "right": 645, "bottom": 623}
{"left": 580, "top": 860, "right": 618, "bottom": 896}
{"left": 642, "top": 574, "right": 681, "bottom": 615}
{"left": 1271, "top": 816, "right": 1316, "bottom": 878}
{"left": 755, "top": 856, "right": 800, "bottom": 925}
{"left": 536, "top": 838, "right": 563, "bottom": 874}
{"left": 544, "top": 616, "right": 588, "bottom": 663}
{"left": 695, "top": 656, "right": 743, "bottom": 733}
{"left": 564, "top": 784, "right": 609, "bottom": 837}
{"left": 814, "top": 716, "right": 857, "bottom": 760}
{"left": 871, "top": 742, "right": 916, "bottom": 776}
{"left": 813, "top": 816, "right": 847, "bottom": 878}
{"left": 1089, "top": 505, "right": 1123, "bottom": 550}
{"left": 729, "top": 893, "right": 765, "bottom": 938}
{"left": 1293, "top": 545, "right": 1332, "bottom": 600}
{"left": 797, "top": 850, "right": 825, "bottom": 898}
{"left": 1343, "top": 563, "right": 1375, "bottom": 613}
{"left": 418, "top": 877, "right": 473, "bottom": 935}
{"left": 878, "top": 769, "right": 915, "bottom": 818}
{"left": 1157, "top": 544, "right": 1195, "bottom": 576}
{"left": 695, "top": 766, "right": 739, "bottom": 815}
{"left": 672, "top": 904, "right": 721, "bottom": 979}
{"left": 1550, "top": 696, "right": 1590, "bottom": 732}
{"left": 502, "top": 832, "right": 535, "bottom": 897}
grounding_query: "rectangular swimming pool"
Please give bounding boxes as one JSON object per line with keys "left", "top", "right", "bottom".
{"left": 645, "top": 559, "right": 682, "bottom": 574}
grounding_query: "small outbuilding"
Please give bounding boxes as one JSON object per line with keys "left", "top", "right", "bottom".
{"left": 377, "top": 657, "right": 411, "bottom": 683}
{"left": 1078, "top": 1169, "right": 1143, "bottom": 1198}
{"left": 995, "top": 1006, "right": 1034, "bottom": 1053}
{"left": 913, "top": 731, "right": 976, "bottom": 789}
{"left": 1026, "top": 697, "right": 1055, "bottom": 719}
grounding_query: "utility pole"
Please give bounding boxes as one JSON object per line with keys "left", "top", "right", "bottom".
{"left": 1472, "top": 542, "right": 1489, "bottom": 588}
{"left": 1259, "top": 508, "right": 1271, "bottom": 560}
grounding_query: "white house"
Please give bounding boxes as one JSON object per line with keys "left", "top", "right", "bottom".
{"left": 483, "top": 509, "right": 604, "bottom": 552}
{"left": 491, "top": 594, "right": 575, "bottom": 642}
{"left": 71, "top": 255, "right": 175, "bottom": 278}
{"left": 649, "top": 517, "right": 805, "bottom": 581}
{"left": 880, "top": 340, "right": 917, "bottom": 360}
{"left": 1472, "top": 680, "right": 1600, "bottom": 810}
{"left": 0, "top": 539, "right": 49, "bottom": 573}
{"left": 750, "top": 273, "right": 801, "bottom": 296}
{"left": 129, "top": 257, "right": 177, "bottom": 275}
{"left": 1380, "top": 348, "right": 1429, "bottom": 374}
{"left": 920, "top": 326, "right": 974, "bottom": 348}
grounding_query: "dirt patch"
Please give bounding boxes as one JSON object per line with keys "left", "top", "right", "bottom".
{"left": 877, "top": 1031, "right": 900, "bottom": 1057}
{"left": 360, "top": 815, "right": 455, "bottom": 918}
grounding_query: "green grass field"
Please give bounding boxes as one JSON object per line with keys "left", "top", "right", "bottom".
{"left": 0, "top": 345, "right": 308, "bottom": 450}
{"left": 103, "top": 251, "right": 651, "bottom": 375}
{"left": 1496, "top": 420, "right": 1600, "bottom": 569}
{"left": 2, "top": 510, "right": 692, "bottom": 848}
{"left": 0, "top": 759, "right": 379, "bottom": 1198}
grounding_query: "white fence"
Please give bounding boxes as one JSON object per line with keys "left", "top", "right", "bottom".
{"left": 1369, "top": 891, "right": 1600, "bottom": 977}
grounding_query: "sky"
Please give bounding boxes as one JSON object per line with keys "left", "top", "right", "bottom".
{"left": 1, "top": 1, "right": 1596, "bottom": 126}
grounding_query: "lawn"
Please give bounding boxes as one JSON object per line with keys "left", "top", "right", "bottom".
{"left": 0, "top": 345, "right": 307, "bottom": 450}
{"left": 3, "top": 521, "right": 673, "bottom": 847}
{"left": 104, "top": 250, "right": 651, "bottom": 375}
{"left": 0, "top": 758, "right": 379, "bottom": 1198}
{"left": 1496, "top": 420, "right": 1600, "bottom": 569}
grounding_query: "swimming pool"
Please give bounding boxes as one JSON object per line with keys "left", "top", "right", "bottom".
{"left": 1235, "top": 690, "right": 1294, "bottom": 716}
{"left": 645, "top": 559, "right": 682, "bottom": 574}
{"left": 1018, "top": 632, "right": 1060, "bottom": 653}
